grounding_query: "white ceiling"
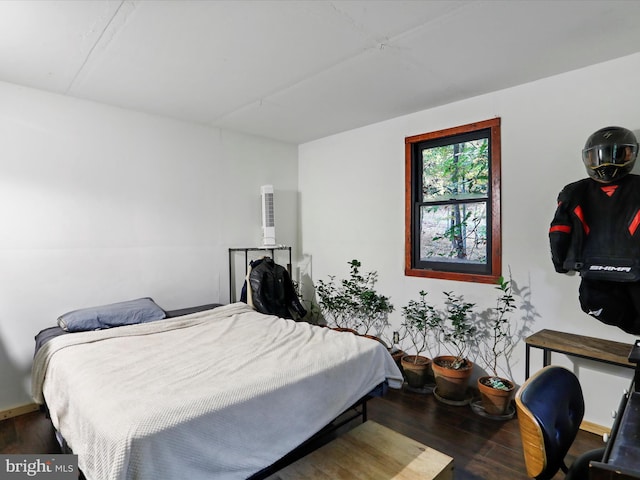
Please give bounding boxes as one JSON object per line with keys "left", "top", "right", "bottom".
{"left": 2, "top": 0, "right": 640, "bottom": 144}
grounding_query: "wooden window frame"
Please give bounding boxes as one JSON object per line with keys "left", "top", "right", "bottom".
{"left": 404, "top": 118, "right": 501, "bottom": 284}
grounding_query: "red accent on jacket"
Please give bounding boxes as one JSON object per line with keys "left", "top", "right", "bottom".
{"left": 573, "top": 205, "right": 590, "bottom": 235}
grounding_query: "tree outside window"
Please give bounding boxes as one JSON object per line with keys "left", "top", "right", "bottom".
{"left": 405, "top": 118, "right": 501, "bottom": 283}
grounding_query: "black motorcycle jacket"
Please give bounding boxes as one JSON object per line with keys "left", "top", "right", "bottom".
{"left": 549, "top": 174, "right": 640, "bottom": 281}
{"left": 241, "top": 257, "right": 307, "bottom": 319}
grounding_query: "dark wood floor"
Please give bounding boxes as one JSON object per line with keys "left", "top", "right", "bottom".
{"left": 367, "top": 388, "right": 604, "bottom": 479}
{"left": 0, "top": 388, "right": 604, "bottom": 479}
{"left": 0, "top": 408, "right": 58, "bottom": 455}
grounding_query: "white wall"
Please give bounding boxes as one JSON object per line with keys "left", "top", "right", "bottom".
{"left": 0, "top": 81, "right": 298, "bottom": 410}
{"left": 299, "top": 52, "right": 640, "bottom": 427}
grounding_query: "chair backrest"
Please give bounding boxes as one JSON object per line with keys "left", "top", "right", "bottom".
{"left": 515, "top": 366, "right": 585, "bottom": 480}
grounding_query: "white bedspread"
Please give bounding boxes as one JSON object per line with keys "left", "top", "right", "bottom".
{"left": 32, "top": 303, "right": 402, "bottom": 480}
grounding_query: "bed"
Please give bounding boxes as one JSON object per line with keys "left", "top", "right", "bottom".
{"left": 32, "top": 301, "right": 403, "bottom": 480}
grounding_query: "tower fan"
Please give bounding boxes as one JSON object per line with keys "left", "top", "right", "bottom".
{"left": 261, "top": 185, "right": 276, "bottom": 246}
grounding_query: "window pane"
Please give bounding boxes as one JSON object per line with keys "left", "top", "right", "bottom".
{"left": 419, "top": 202, "right": 487, "bottom": 264}
{"left": 422, "top": 139, "right": 489, "bottom": 202}
{"left": 405, "top": 117, "right": 500, "bottom": 283}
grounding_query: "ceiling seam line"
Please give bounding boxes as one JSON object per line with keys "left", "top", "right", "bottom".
{"left": 207, "top": 4, "right": 474, "bottom": 126}
{"left": 64, "top": 0, "right": 126, "bottom": 95}
{"left": 206, "top": 39, "right": 395, "bottom": 126}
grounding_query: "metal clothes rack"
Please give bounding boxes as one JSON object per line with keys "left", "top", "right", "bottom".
{"left": 228, "top": 246, "right": 292, "bottom": 302}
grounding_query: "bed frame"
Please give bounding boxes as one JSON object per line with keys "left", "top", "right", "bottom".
{"left": 35, "top": 303, "right": 393, "bottom": 479}
{"left": 48, "top": 383, "right": 383, "bottom": 480}
{"left": 249, "top": 383, "right": 386, "bottom": 479}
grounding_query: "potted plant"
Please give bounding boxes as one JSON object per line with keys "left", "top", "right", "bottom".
{"left": 316, "top": 259, "right": 394, "bottom": 343}
{"left": 399, "top": 290, "right": 441, "bottom": 389}
{"left": 476, "top": 275, "right": 517, "bottom": 416}
{"left": 358, "top": 286, "right": 395, "bottom": 343}
{"left": 316, "top": 269, "right": 356, "bottom": 332}
{"left": 432, "top": 292, "right": 476, "bottom": 404}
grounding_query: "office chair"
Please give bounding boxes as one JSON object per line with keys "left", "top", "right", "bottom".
{"left": 515, "top": 365, "right": 606, "bottom": 480}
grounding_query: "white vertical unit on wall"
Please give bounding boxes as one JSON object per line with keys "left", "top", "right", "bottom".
{"left": 261, "top": 185, "right": 276, "bottom": 246}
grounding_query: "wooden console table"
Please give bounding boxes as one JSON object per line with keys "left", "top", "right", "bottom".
{"left": 267, "top": 421, "right": 453, "bottom": 480}
{"left": 524, "top": 329, "right": 635, "bottom": 379}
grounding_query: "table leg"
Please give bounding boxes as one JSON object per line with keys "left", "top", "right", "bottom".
{"left": 543, "top": 348, "right": 551, "bottom": 367}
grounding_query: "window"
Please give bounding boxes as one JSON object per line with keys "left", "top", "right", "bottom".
{"left": 405, "top": 118, "right": 501, "bottom": 284}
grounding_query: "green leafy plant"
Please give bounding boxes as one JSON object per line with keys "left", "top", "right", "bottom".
{"left": 440, "top": 291, "right": 476, "bottom": 369}
{"left": 400, "top": 291, "right": 442, "bottom": 364}
{"left": 316, "top": 259, "right": 394, "bottom": 337}
{"left": 315, "top": 274, "right": 352, "bottom": 328}
{"left": 478, "top": 274, "right": 517, "bottom": 389}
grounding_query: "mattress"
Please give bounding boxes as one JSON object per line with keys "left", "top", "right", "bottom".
{"left": 32, "top": 302, "right": 402, "bottom": 480}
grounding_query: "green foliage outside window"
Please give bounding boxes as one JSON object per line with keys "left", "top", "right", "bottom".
{"left": 405, "top": 117, "right": 501, "bottom": 283}
{"left": 420, "top": 139, "right": 489, "bottom": 263}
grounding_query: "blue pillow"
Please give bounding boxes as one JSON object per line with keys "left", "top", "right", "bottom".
{"left": 57, "top": 297, "right": 166, "bottom": 332}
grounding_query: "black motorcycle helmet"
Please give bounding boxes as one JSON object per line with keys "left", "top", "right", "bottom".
{"left": 582, "top": 126, "right": 638, "bottom": 183}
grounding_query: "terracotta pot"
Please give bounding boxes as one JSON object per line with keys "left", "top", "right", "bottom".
{"left": 331, "top": 327, "right": 358, "bottom": 334}
{"left": 477, "top": 376, "right": 515, "bottom": 415}
{"left": 432, "top": 355, "right": 473, "bottom": 402}
{"left": 400, "top": 355, "right": 432, "bottom": 388}
{"left": 390, "top": 349, "right": 406, "bottom": 372}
